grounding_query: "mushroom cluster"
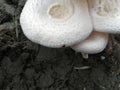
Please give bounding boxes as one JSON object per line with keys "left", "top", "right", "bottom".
{"left": 20, "top": 0, "right": 120, "bottom": 58}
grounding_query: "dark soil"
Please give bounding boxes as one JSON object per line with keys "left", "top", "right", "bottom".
{"left": 0, "top": 0, "right": 120, "bottom": 90}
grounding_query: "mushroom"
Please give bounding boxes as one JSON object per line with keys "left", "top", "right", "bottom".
{"left": 71, "top": 31, "right": 108, "bottom": 58}
{"left": 88, "top": 0, "right": 120, "bottom": 33}
{"left": 20, "top": 0, "right": 93, "bottom": 48}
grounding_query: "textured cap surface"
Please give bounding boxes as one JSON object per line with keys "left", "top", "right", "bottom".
{"left": 20, "top": 0, "right": 93, "bottom": 48}
{"left": 88, "top": 0, "right": 120, "bottom": 34}
{"left": 71, "top": 31, "right": 108, "bottom": 54}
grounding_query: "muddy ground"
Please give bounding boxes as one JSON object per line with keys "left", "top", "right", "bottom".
{"left": 0, "top": 0, "right": 120, "bottom": 90}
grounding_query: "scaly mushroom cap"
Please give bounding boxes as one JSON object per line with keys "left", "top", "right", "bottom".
{"left": 20, "top": 0, "right": 93, "bottom": 48}
{"left": 88, "top": 0, "right": 120, "bottom": 33}
{"left": 71, "top": 31, "right": 108, "bottom": 54}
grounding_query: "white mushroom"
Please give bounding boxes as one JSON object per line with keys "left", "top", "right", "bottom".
{"left": 20, "top": 0, "right": 93, "bottom": 48}
{"left": 71, "top": 31, "right": 108, "bottom": 58}
{"left": 88, "top": 0, "right": 120, "bottom": 33}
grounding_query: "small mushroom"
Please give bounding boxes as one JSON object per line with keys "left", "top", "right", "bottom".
{"left": 71, "top": 31, "right": 108, "bottom": 58}
{"left": 20, "top": 0, "right": 93, "bottom": 48}
{"left": 88, "top": 0, "right": 120, "bottom": 33}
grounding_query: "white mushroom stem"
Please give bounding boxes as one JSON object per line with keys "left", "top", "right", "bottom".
{"left": 20, "top": 0, "right": 93, "bottom": 48}
{"left": 71, "top": 31, "right": 108, "bottom": 58}
{"left": 81, "top": 53, "right": 89, "bottom": 59}
{"left": 88, "top": 0, "right": 120, "bottom": 33}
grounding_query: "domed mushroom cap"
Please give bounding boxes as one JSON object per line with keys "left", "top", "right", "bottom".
{"left": 71, "top": 31, "right": 108, "bottom": 54}
{"left": 88, "top": 0, "right": 120, "bottom": 34}
{"left": 20, "top": 0, "right": 93, "bottom": 48}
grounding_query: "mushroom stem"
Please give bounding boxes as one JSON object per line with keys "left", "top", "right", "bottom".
{"left": 81, "top": 53, "right": 89, "bottom": 59}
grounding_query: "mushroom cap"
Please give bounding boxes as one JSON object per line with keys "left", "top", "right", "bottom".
{"left": 20, "top": 0, "right": 93, "bottom": 48}
{"left": 71, "top": 31, "right": 108, "bottom": 54}
{"left": 88, "top": 0, "right": 120, "bottom": 34}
